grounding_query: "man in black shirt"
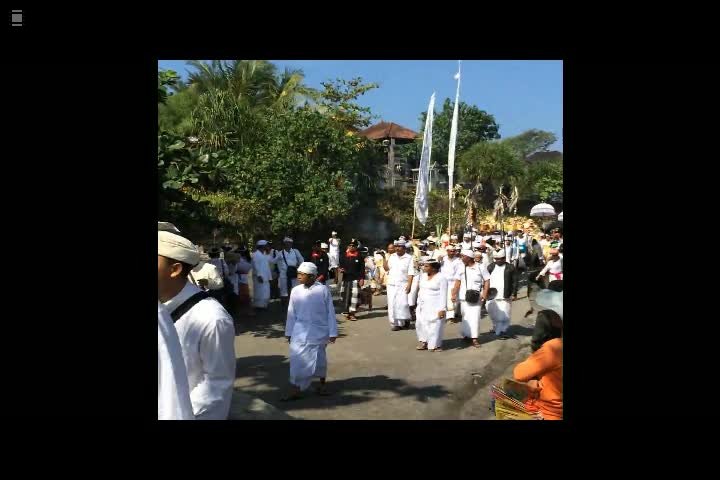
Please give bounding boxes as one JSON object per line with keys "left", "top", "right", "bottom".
{"left": 339, "top": 238, "right": 365, "bottom": 321}
{"left": 310, "top": 240, "right": 330, "bottom": 284}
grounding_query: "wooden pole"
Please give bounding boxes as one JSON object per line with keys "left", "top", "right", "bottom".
{"left": 411, "top": 199, "right": 417, "bottom": 239}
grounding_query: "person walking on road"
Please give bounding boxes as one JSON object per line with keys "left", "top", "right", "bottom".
{"left": 282, "top": 262, "right": 338, "bottom": 401}
{"left": 339, "top": 239, "right": 364, "bottom": 321}
{"left": 415, "top": 258, "right": 448, "bottom": 352}
{"left": 384, "top": 240, "right": 415, "bottom": 331}
{"left": 487, "top": 249, "right": 519, "bottom": 339}
{"left": 459, "top": 249, "right": 491, "bottom": 348}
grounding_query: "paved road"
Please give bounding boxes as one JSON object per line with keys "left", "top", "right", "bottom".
{"left": 231, "top": 283, "right": 536, "bottom": 420}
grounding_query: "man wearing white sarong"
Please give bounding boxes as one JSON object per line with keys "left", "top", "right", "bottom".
{"left": 282, "top": 262, "right": 338, "bottom": 401}
{"left": 459, "top": 249, "right": 491, "bottom": 349}
{"left": 251, "top": 240, "right": 272, "bottom": 310}
{"left": 442, "top": 244, "right": 462, "bottom": 321}
{"left": 384, "top": 240, "right": 415, "bottom": 331}
{"left": 158, "top": 231, "right": 236, "bottom": 420}
{"left": 158, "top": 302, "right": 194, "bottom": 420}
{"left": 278, "top": 237, "right": 304, "bottom": 308}
{"left": 415, "top": 258, "right": 448, "bottom": 352}
{"left": 487, "top": 249, "right": 519, "bottom": 339}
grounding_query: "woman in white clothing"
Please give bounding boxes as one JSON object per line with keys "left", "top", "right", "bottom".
{"left": 415, "top": 258, "right": 448, "bottom": 352}
{"left": 458, "top": 249, "right": 491, "bottom": 348}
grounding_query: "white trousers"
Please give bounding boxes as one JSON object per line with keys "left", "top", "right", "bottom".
{"left": 460, "top": 300, "right": 482, "bottom": 338}
{"left": 416, "top": 315, "right": 444, "bottom": 349}
{"left": 446, "top": 282, "right": 458, "bottom": 319}
{"left": 279, "top": 274, "right": 300, "bottom": 297}
{"left": 487, "top": 299, "right": 512, "bottom": 334}
{"left": 289, "top": 342, "right": 328, "bottom": 391}
{"left": 387, "top": 284, "right": 411, "bottom": 326}
{"left": 252, "top": 275, "right": 271, "bottom": 308}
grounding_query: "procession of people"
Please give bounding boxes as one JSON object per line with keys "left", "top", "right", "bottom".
{"left": 158, "top": 220, "right": 563, "bottom": 420}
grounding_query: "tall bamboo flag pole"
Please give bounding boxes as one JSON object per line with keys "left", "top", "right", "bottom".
{"left": 447, "top": 61, "right": 462, "bottom": 236}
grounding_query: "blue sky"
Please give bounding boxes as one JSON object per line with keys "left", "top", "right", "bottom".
{"left": 158, "top": 60, "right": 563, "bottom": 151}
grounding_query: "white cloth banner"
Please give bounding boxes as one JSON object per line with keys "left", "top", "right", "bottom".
{"left": 448, "top": 62, "right": 461, "bottom": 203}
{"left": 416, "top": 92, "right": 435, "bottom": 226}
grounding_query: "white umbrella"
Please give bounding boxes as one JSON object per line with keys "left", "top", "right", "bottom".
{"left": 530, "top": 203, "right": 556, "bottom": 217}
{"left": 558, "top": 211, "right": 563, "bottom": 221}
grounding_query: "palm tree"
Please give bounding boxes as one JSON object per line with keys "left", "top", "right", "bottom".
{"left": 186, "top": 60, "right": 317, "bottom": 110}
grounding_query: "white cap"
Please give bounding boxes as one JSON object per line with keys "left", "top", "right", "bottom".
{"left": 394, "top": 240, "right": 405, "bottom": 246}
{"left": 450, "top": 234, "right": 458, "bottom": 240}
{"left": 256, "top": 240, "right": 268, "bottom": 246}
{"left": 463, "top": 232, "right": 471, "bottom": 238}
{"left": 405, "top": 242, "right": 413, "bottom": 248}
{"left": 331, "top": 231, "right": 337, "bottom": 235}
{"left": 460, "top": 249, "right": 475, "bottom": 258}
{"left": 472, "top": 241, "right": 482, "bottom": 248}
{"left": 493, "top": 249, "right": 506, "bottom": 258}
{"left": 399, "top": 236, "right": 407, "bottom": 241}
{"left": 158, "top": 221, "right": 181, "bottom": 233}
{"left": 297, "top": 262, "right": 318, "bottom": 275}
{"left": 283, "top": 237, "right": 293, "bottom": 243}
{"left": 320, "top": 242, "right": 329, "bottom": 249}
{"left": 158, "top": 231, "right": 200, "bottom": 266}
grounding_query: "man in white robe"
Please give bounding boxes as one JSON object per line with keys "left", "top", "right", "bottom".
{"left": 251, "top": 240, "right": 272, "bottom": 309}
{"left": 384, "top": 240, "right": 415, "bottom": 331}
{"left": 442, "top": 245, "right": 463, "bottom": 321}
{"left": 458, "top": 249, "right": 490, "bottom": 348}
{"left": 487, "top": 248, "right": 519, "bottom": 339}
{"left": 415, "top": 258, "right": 448, "bottom": 352}
{"left": 158, "top": 302, "right": 194, "bottom": 420}
{"left": 277, "top": 237, "right": 305, "bottom": 309}
{"left": 328, "top": 231, "right": 341, "bottom": 274}
{"left": 282, "top": 262, "right": 338, "bottom": 401}
{"left": 158, "top": 231, "right": 236, "bottom": 420}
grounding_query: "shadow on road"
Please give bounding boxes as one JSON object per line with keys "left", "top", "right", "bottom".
{"left": 442, "top": 330, "right": 498, "bottom": 350}
{"left": 235, "top": 354, "right": 450, "bottom": 413}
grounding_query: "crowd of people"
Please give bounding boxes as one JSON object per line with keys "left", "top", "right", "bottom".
{"left": 157, "top": 221, "right": 563, "bottom": 420}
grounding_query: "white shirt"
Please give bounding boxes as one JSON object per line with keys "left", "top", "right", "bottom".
{"left": 191, "top": 262, "right": 224, "bottom": 291}
{"left": 442, "top": 256, "right": 463, "bottom": 283}
{"left": 539, "top": 257, "right": 563, "bottom": 279}
{"left": 158, "top": 302, "right": 194, "bottom": 420}
{"left": 285, "top": 282, "right": 338, "bottom": 344}
{"left": 263, "top": 250, "right": 280, "bottom": 278}
{"left": 387, "top": 253, "right": 416, "bottom": 286}
{"left": 416, "top": 272, "right": 449, "bottom": 322}
{"left": 278, "top": 248, "right": 304, "bottom": 273}
{"left": 164, "top": 282, "right": 236, "bottom": 420}
{"left": 252, "top": 250, "right": 272, "bottom": 281}
{"left": 489, "top": 264, "right": 507, "bottom": 299}
{"left": 459, "top": 262, "right": 491, "bottom": 299}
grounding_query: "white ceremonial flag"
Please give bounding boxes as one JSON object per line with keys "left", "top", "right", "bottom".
{"left": 416, "top": 92, "right": 435, "bottom": 226}
{"left": 448, "top": 61, "right": 461, "bottom": 203}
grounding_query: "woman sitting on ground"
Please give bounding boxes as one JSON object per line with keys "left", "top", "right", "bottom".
{"left": 513, "top": 290, "right": 563, "bottom": 420}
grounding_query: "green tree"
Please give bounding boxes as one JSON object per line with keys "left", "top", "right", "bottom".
{"left": 526, "top": 159, "right": 563, "bottom": 201}
{"left": 186, "top": 60, "right": 317, "bottom": 110}
{"left": 457, "top": 141, "right": 525, "bottom": 207}
{"left": 502, "top": 129, "right": 558, "bottom": 160}
{"left": 159, "top": 85, "right": 200, "bottom": 135}
{"left": 158, "top": 69, "right": 180, "bottom": 105}
{"left": 316, "top": 77, "right": 379, "bottom": 130}
{"left": 415, "top": 98, "right": 500, "bottom": 167}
